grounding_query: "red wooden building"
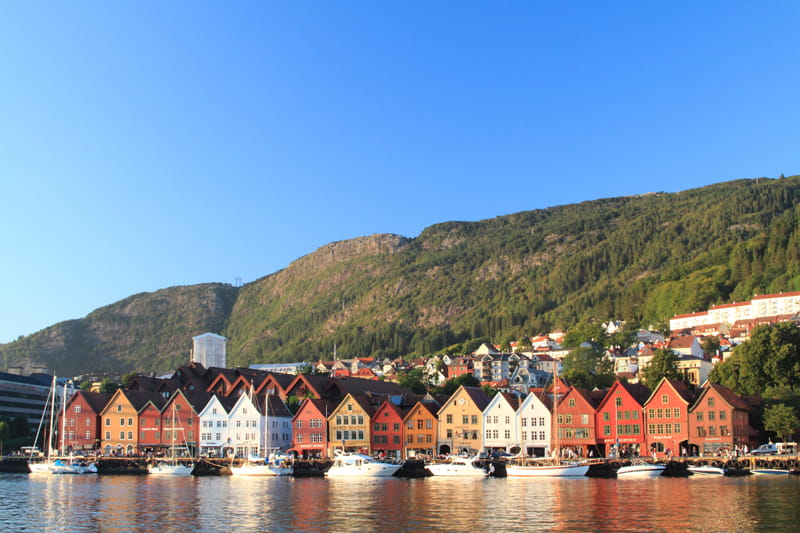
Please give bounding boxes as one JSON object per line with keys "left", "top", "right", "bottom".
{"left": 556, "top": 387, "right": 604, "bottom": 458}
{"left": 594, "top": 381, "right": 650, "bottom": 457}
{"left": 643, "top": 377, "right": 697, "bottom": 458}
{"left": 59, "top": 391, "right": 113, "bottom": 453}
{"left": 291, "top": 398, "right": 336, "bottom": 459}
{"left": 371, "top": 400, "right": 409, "bottom": 460}
{"left": 688, "top": 383, "right": 758, "bottom": 456}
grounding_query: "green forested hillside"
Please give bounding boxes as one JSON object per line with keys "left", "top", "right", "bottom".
{"left": 4, "top": 176, "right": 800, "bottom": 374}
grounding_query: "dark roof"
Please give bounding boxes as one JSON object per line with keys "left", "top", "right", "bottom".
{"left": 0, "top": 372, "right": 53, "bottom": 388}
{"left": 76, "top": 391, "right": 114, "bottom": 413}
{"left": 124, "top": 390, "right": 168, "bottom": 412}
{"left": 619, "top": 381, "right": 652, "bottom": 405}
{"left": 462, "top": 386, "right": 492, "bottom": 411}
{"left": 303, "top": 398, "right": 338, "bottom": 418}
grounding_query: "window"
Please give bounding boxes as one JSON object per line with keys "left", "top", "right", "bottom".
{"left": 656, "top": 408, "right": 663, "bottom": 419}
{"left": 661, "top": 394, "right": 669, "bottom": 404}
{"left": 604, "top": 425, "right": 611, "bottom": 436}
{"left": 568, "top": 399, "right": 576, "bottom": 407}
{"left": 707, "top": 397, "right": 714, "bottom": 407}
{"left": 408, "top": 420, "right": 414, "bottom": 429}
{"left": 603, "top": 412, "right": 610, "bottom": 421}
{"left": 120, "top": 431, "right": 125, "bottom": 440}
{"left": 674, "top": 423, "right": 681, "bottom": 434}
{"left": 116, "top": 404, "right": 122, "bottom": 412}
{"left": 719, "top": 411, "right": 726, "bottom": 420}
{"left": 708, "top": 411, "right": 715, "bottom": 421}
{"left": 105, "top": 431, "right": 110, "bottom": 440}
{"left": 462, "top": 415, "right": 469, "bottom": 424}
{"left": 297, "top": 420, "right": 303, "bottom": 429}
{"left": 696, "top": 412, "right": 703, "bottom": 421}
{"left": 347, "top": 404, "right": 353, "bottom": 411}
{"left": 471, "top": 415, "right": 478, "bottom": 425}
{"left": 128, "top": 418, "right": 133, "bottom": 426}
{"left": 446, "top": 414, "right": 453, "bottom": 424}
{"left": 417, "top": 419, "right": 424, "bottom": 430}
{"left": 357, "top": 415, "right": 364, "bottom": 425}
{"left": 74, "top": 405, "right": 82, "bottom": 413}
{"left": 648, "top": 408, "right": 655, "bottom": 419}
{"left": 504, "top": 416, "right": 510, "bottom": 425}
{"left": 673, "top": 408, "right": 680, "bottom": 418}
{"left": 343, "top": 415, "right": 349, "bottom": 425}
{"left": 120, "top": 418, "right": 125, "bottom": 426}
{"left": 521, "top": 417, "right": 527, "bottom": 427}
{"left": 581, "top": 414, "right": 588, "bottom": 425}
{"left": 393, "top": 423, "right": 400, "bottom": 431}
{"left": 85, "top": 431, "right": 91, "bottom": 439}
{"left": 446, "top": 429, "right": 453, "bottom": 438}
{"left": 615, "top": 397, "right": 622, "bottom": 407}
{"left": 426, "top": 419, "right": 432, "bottom": 429}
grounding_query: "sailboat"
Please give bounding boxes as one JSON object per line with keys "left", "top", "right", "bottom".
{"left": 148, "top": 401, "right": 194, "bottom": 476}
{"left": 28, "top": 376, "right": 96, "bottom": 474}
{"left": 230, "top": 391, "right": 293, "bottom": 476}
{"left": 506, "top": 366, "right": 589, "bottom": 477}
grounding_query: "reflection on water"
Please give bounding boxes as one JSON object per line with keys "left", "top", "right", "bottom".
{"left": 1, "top": 474, "right": 799, "bottom": 532}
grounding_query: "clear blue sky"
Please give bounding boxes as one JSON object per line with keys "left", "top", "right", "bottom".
{"left": 1, "top": 2, "right": 798, "bottom": 344}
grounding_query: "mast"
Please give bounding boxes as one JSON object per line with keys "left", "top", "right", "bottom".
{"left": 60, "top": 379, "right": 68, "bottom": 456}
{"left": 47, "top": 376, "right": 57, "bottom": 459}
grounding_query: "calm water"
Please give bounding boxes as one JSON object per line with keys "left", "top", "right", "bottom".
{"left": 1, "top": 473, "right": 799, "bottom": 532}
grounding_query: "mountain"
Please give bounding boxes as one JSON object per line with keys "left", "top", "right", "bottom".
{"left": 3, "top": 175, "right": 800, "bottom": 375}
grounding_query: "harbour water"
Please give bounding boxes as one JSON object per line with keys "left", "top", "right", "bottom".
{"left": 1, "top": 473, "right": 799, "bottom": 532}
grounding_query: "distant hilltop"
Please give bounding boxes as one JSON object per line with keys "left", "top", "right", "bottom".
{"left": 3, "top": 175, "right": 800, "bottom": 375}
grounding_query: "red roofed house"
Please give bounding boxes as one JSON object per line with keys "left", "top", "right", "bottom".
{"left": 59, "top": 391, "right": 113, "bottom": 453}
{"left": 643, "top": 377, "right": 697, "bottom": 458}
{"left": 688, "top": 383, "right": 758, "bottom": 456}
{"left": 291, "top": 398, "right": 336, "bottom": 459}
{"left": 403, "top": 400, "right": 439, "bottom": 459}
{"left": 371, "top": 400, "right": 409, "bottom": 460}
{"left": 594, "top": 381, "right": 650, "bottom": 457}
{"left": 557, "top": 387, "right": 603, "bottom": 458}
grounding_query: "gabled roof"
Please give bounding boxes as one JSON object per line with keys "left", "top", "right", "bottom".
{"left": 295, "top": 398, "right": 337, "bottom": 419}
{"left": 124, "top": 390, "right": 168, "bottom": 413}
{"left": 72, "top": 391, "right": 114, "bottom": 414}
{"left": 690, "top": 383, "right": 751, "bottom": 412}
{"left": 462, "top": 386, "right": 492, "bottom": 411}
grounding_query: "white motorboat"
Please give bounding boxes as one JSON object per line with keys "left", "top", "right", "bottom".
{"left": 29, "top": 458, "right": 96, "bottom": 475}
{"left": 325, "top": 452, "right": 402, "bottom": 478}
{"left": 616, "top": 460, "right": 666, "bottom": 478}
{"left": 688, "top": 465, "right": 726, "bottom": 476}
{"left": 426, "top": 456, "right": 488, "bottom": 477}
{"left": 506, "top": 460, "right": 589, "bottom": 477}
{"left": 751, "top": 468, "right": 791, "bottom": 475}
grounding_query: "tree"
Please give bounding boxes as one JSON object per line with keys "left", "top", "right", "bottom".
{"left": 98, "top": 378, "right": 119, "bottom": 394}
{"left": 436, "top": 374, "right": 480, "bottom": 396}
{"left": 642, "top": 348, "right": 684, "bottom": 386}
{"left": 121, "top": 372, "right": 139, "bottom": 388}
{"left": 561, "top": 346, "right": 615, "bottom": 390}
{"left": 764, "top": 404, "right": 800, "bottom": 442}
{"left": 398, "top": 368, "right": 427, "bottom": 394}
{"left": 710, "top": 323, "right": 800, "bottom": 395}
{"left": 700, "top": 336, "right": 721, "bottom": 357}
{"left": 562, "top": 322, "right": 608, "bottom": 349}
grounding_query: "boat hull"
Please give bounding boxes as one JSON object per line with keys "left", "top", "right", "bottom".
{"left": 326, "top": 463, "right": 402, "bottom": 477}
{"left": 751, "top": 468, "right": 790, "bottom": 475}
{"left": 148, "top": 463, "right": 194, "bottom": 476}
{"left": 230, "top": 464, "right": 293, "bottom": 476}
{"left": 426, "top": 464, "right": 488, "bottom": 477}
{"left": 29, "top": 461, "right": 97, "bottom": 475}
{"left": 506, "top": 463, "right": 589, "bottom": 477}
{"left": 616, "top": 465, "right": 665, "bottom": 478}
{"left": 688, "top": 466, "right": 726, "bottom": 476}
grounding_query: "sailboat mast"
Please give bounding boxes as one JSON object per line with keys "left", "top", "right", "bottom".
{"left": 60, "top": 379, "right": 68, "bottom": 456}
{"left": 47, "top": 376, "right": 56, "bottom": 458}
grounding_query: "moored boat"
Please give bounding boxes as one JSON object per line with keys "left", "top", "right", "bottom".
{"left": 230, "top": 453, "right": 293, "bottom": 477}
{"left": 616, "top": 459, "right": 665, "bottom": 478}
{"left": 750, "top": 468, "right": 790, "bottom": 475}
{"left": 148, "top": 461, "right": 194, "bottom": 476}
{"left": 325, "top": 451, "right": 402, "bottom": 478}
{"left": 506, "top": 460, "right": 589, "bottom": 477}
{"left": 426, "top": 455, "right": 488, "bottom": 477}
{"left": 688, "top": 464, "right": 726, "bottom": 476}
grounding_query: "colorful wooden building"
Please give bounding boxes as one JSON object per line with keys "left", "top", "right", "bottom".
{"left": 643, "top": 377, "right": 696, "bottom": 457}
{"left": 291, "top": 398, "right": 336, "bottom": 459}
{"left": 594, "top": 381, "right": 650, "bottom": 457}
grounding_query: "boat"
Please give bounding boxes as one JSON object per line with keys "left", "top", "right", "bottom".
{"left": 688, "top": 464, "right": 726, "bottom": 476}
{"left": 230, "top": 452, "right": 293, "bottom": 477}
{"left": 325, "top": 451, "right": 402, "bottom": 477}
{"left": 229, "top": 391, "right": 293, "bottom": 477}
{"left": 505, "top": 369, "right": 588, "bottom": 477}
{"left": 506, "top": 459, "right": 590, "bottom": 477}
{"left": 148, "top": 402, "right": 194, "bottom": 476}
{"left": 28, "top": 376, "right": 96, "bottom": 475}
{"left": 616, "top": 459, "right": 666, "bottom": 478}
{"left": 425, "top": 455, "right": 489, "bottom": 477}
{"left": 750, "top": 468, "right": 791, "bottom": 475}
